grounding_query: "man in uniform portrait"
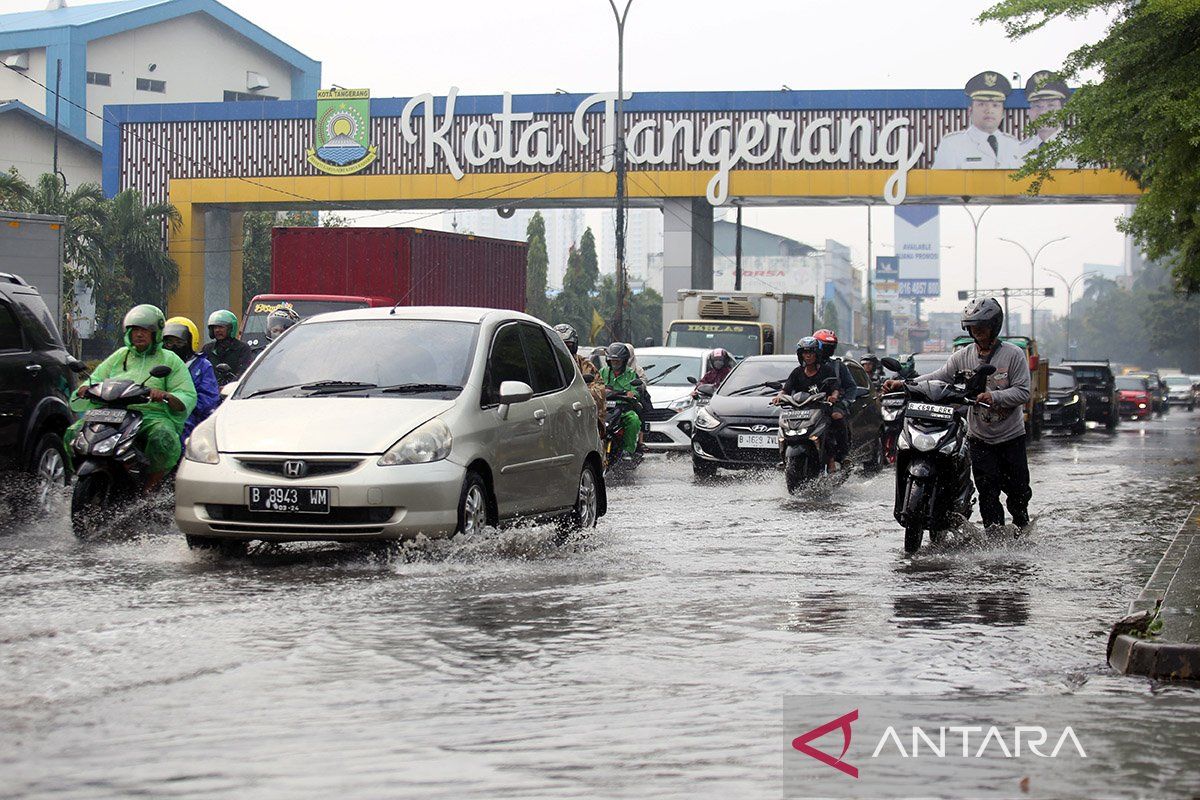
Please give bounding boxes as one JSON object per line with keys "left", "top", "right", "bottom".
{"left": 932, "top": 71, "right": 1022, "bottom": 170}
{"left": 1018, "top": 70, "right": 1077, "bottom": 168}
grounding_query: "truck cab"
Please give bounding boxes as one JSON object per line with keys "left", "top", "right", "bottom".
{"left": 665, "top": 320, "right": 774, "bottom": 360}
{"left": 668, "top": 291, "right": 814, "bottom": 360}
{"left": 242, "top": 294, "right": 393, "bottom": 351}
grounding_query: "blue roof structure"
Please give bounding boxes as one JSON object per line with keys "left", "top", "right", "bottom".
{"left": 0, "top": 0, "right": 321, "bottom": 140}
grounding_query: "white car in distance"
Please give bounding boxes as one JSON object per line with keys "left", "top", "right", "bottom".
{"left": 636, "top": 346, "right": 713, "bottom": 452}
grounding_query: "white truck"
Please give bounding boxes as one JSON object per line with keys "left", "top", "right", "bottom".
{"left": 665, "top": 290, "right": 816, "bottom": 359}
{"left": 0, "top": 211, "right": 65, "bottom": 325}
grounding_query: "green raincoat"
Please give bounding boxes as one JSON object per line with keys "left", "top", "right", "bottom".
{"left": 599, "top": 365, "right": 641, "bottom": 453}
{"left": 68, "top": 322, "right": 197, "bottom": 473}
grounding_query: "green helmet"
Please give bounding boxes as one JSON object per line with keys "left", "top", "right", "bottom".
{"left": 207, "top": 309, "right": 239, "bottom": 339}
{"left": 122, "top": 304, "right": 166, "bottom": 350}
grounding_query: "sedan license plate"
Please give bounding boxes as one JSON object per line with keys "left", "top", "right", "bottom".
{"left": 84, "top": 408, "right": 126, "bottom": 424}
{"left": 247, "top": 485, "right": 330, "bottom": 514}
{"left": 737, "top": 433, "right": 777, "bottom": 449}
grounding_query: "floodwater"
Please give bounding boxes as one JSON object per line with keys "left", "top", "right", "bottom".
{"left": 2, "top": 413, "right": 1199, "bottom": 798}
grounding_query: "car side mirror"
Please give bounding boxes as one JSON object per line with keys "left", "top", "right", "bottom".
{"left": 696, "top": 384, "right": 716, "bottom": 397}
{"left": 881, "top": 357, "right": 902, "bottom": 372}
{"left": 220, "top": 381, "right": 238, "bottom": 399}
{"left": 497, "top": 380, "right": 534, "bottom": 420}
{"left": 149, "top": 365, "right": 172, "bottom": 379}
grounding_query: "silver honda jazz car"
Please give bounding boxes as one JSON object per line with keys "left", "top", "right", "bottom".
{"left": 175, "top": 307, "right": 606, "bottom": 548}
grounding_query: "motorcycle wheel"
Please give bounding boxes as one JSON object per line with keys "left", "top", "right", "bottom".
{"left": 784, "top": 457, "right": 807, "bottom": 494}
{"left": 70, "top": 471, "right": 112, "bottom": 539}
{"left": 904, "top": 526, "right": 924, "bottom": 554}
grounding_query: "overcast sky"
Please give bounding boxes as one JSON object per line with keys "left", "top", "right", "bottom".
{"left": 3, "top": 0, "right": 1128, "bottom": 316}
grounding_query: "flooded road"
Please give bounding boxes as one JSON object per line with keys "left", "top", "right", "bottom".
{"left": 2, "top": 414, "right": 1199, "bottom": 797}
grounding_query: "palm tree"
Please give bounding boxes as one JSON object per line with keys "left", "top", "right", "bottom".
{"left": 1081, "top": 274, "right": 1117, "bottom": 304}
{"left": 95, "top": 189, "right": 181, "bottom": 340}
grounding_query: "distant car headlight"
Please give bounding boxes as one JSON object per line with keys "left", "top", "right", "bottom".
{"left": 185, "top": 418, "right": 220, "bottom": 464}
{"left": 667, "top": 395, "right": 694, "bottom": 412}
{"left": 912, "top": 431, "right": 940, "bottom": 452}
{"left": 694, "top": 407, "right": 721, "bottom": 430}
{"left": 379, "top": 418, "right": 453, "bottom": 466}
{"left": 1064, "top": 393, "right": 1080, "bottom": 406}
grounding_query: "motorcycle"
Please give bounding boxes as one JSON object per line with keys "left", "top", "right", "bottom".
{"left": 70, "top": 364, "right": 173, "bottom": 537}
{"left": 603, "top": 378, "right": 648, "bottom": 471}
{"left": 777, "top": 377, "right": 842, "bottom": 494}
{"left": 891, "top": 363, "right": 995, "bottom": 554}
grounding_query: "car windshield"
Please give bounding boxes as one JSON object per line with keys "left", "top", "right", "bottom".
{"left": 718, "top": 360, "right": 792, "bottom": 396}
{"left": 1049, "top": 371, "right": 1076, "bottom": 390}
{"left": 640, "top": 355, "right": 703, "bottom": 386}
{"left": 1164, "top": 376, "right": 1190, "bottom": 386}
{"left": 1071, "top": 366, "right": 1110, "bottom": 384}
{"left": 243, "top": 299, "right": 372, "bottom": 335}
{"left": 1116, "top": 377, "right": 1147, "bottom": 391}
{"left": 666, "top": 322, "right": 761, "bottom": 358}
{"left": 238, "top": 319, "right": 477, "bottom": 398}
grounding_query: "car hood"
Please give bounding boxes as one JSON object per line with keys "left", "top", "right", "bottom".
{"left": 706, "top": 391, "right": 779, "bottom": 420}
{"left": 216, "top": 397, "right": 453, "bottom": 454}
{"left": 648, "top": 385, "right": 693, "bottom": 406}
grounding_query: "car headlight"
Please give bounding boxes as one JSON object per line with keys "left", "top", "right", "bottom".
{"left": 185, "top": 418, "right": 220, "bottom": 464}
{"left": 667, "top": 396, "right": 694, "bottom": 412}
{"left": 1064, "top": 393, "right": 1080, "bottom": 406}
{"left": 912, "top": 431, "right": 940, "bottom": 452}
{"left": 379, "top": 418, "right": 453, "bottom": 466}
{"left": 694, "top": 407, "right": 721, "bottom": 430}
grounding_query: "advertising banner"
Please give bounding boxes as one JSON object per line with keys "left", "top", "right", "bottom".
{"left": 874, "top": 255, "right": 899, "bottom": 310}
{"left": 895, "top": 206, "right": 940, "bottom": 298}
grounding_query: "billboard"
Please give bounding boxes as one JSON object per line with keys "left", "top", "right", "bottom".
{"left": 895, "top": 206, "right": 940, "bottom": 298}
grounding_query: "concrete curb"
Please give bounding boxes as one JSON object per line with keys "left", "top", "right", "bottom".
{"left": 1108, "top": 503, "right": 1200, "bottom": 681}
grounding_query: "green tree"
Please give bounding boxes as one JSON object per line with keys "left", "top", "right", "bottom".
{"left": 578, "top": 226, "right": 599, "bottom": 290}
{"left": 241, "top": 209, "right": 347, "bottom": 302}
{"left": 980, "top": 0, "right": 1200, "bottom": 291}
{"left": 525, "top": 211, "right": 550, "bottom": 320}
{"left": 595, "top": 276, "right": 664, "bottom": 346}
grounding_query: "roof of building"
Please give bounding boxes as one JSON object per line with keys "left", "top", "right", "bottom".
{"left": 713, "top": 219, "right": 817, "bottom": 258}
{"left": 0, "top": 0, "right": 318, "bottom": 75}
{"left": 0, "top": 99, "right": 101, "bottom": 152}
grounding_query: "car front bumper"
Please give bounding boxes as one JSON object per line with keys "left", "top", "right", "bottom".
{"left": 175, "top": 454, "right": 466, "bottom": 542}
{"left": 691, "top": 424, "right": 781, "bottom": 469}
{"left": 1043, "top": 399, "right": 1084, "bottom": 428}
{"left": 644, "top": 405, "right": 696, "bottom": 451}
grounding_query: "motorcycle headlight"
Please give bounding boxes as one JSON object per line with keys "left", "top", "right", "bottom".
{"left": 185, "top": 418, "right": 220, "bottom": 464}
{"left": 93, "top": 435, "right": 117, "bottom": 455}
{"left": 694, "top": 407, "right": 721, "bottom": 430}
{"left": 667, "top": 396, "right": 694, "bottom": 412}
{"left": 882, "top": 408, "right": 901, "bottom": 422}
{"left": 379, "top": 418, "right": 452, "bottom": 466}
{"left": 912, "top": 430, "right": 940, "bottom": 452}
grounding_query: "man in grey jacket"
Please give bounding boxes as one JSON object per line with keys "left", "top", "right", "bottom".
{"left": 885, "top": 298, "right": 1032, "bottom": 530}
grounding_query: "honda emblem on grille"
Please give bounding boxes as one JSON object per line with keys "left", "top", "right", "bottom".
{"left": 282, "top": 460, "right": 308, "bottom": 478}
{"left": 751, "top": 424, "right": 769, "bottom": 433}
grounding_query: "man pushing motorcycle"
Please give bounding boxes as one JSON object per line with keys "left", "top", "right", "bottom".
{"left": 885, "top": 297, "right": 1032, "bottom": 531}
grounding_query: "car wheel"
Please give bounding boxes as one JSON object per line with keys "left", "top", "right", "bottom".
{"left": 10, "top": 432, "right": 68, "bottom": 520}
{"left": 456, "top": 471, "right": 490, "bottom": 537}
{"left": 692, "top": 456, "right": 717, "bottom": 479}
{"left": 558, "top": 462, "right": 600, "bottom": 543}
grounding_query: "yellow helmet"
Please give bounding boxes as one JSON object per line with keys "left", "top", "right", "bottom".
{"left": 163, "top": 316, "right": 200, "bottom": 352}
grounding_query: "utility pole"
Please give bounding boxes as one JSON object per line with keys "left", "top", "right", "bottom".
{"left": 1044, "top": 268, "right": 1096, "bottom": 360}
{"left": 998, "top": 235, "right": 1068, "bottom": 340}
{"left": 962, "top": 203, "right": 991, "bottom": 296}
{"left": 866, "top": 206, "right": 874, "bottom": 353}
{"left": 734, "top": 204, "right": 743, "bottom": 291}
{"left": 958, "top": 286, "right": 1056, "bottom": 341}
{"left": 52, "top": 58, "right": 63, "bottom": 186}
{"left": 608, "top": 0, "right": 632, "bottom": 343}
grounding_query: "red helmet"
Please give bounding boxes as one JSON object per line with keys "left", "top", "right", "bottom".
{"left": 813, "top": 328, "right": 838, "bottom": 359}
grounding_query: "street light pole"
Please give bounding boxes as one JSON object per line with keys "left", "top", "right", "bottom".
{"left": 960, "top": 203, "right": 988, "bottom": 297}
{"left": 608, "top": 0, "right": 633, "bottom": 343}
{"left": 1044, "top": 268, "right": 1096, "bottom": 360}
{"left": 998, "top": 235, "right": 1068, "bottom": 340}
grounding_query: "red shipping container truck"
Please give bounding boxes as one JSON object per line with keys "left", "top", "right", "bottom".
{"left": 242, "top": 227, "right": 527, "bottom": 349}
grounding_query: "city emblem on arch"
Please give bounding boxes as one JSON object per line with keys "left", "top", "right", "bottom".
{"left": 307, "top": 88, "right": 378, "bottom": 175}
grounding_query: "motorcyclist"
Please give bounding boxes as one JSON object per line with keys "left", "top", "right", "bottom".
{"left": 696, "top": 348, "right": 734, "bottom": 393}
{"left": 265, "top": 306, "right": 301, "bottom": 341}
{"left": 860, "top": 354, "right": 882, "bottom": 385}
{"left": 162, "top": 316, "right": 220, "bottom": 445}
{"left": 67, "top": 304, "right": 197, "bottom": 491}
{"left": 884, "top": 297, "right": 1032, "bottom": 531}
{"left": 774, "top": 336, "right": 845, "bottom": 471}
{"left": 814, "top": 328, "right": 856, "bottom": 469}
{"left": 599, "top": 342, "right": 643, "bottom": 460}
{"left": 202, "top": 309, "right": 253, "bottom": 385}
{"left": 555, "top": 323, "right": 605, "bottom": 433}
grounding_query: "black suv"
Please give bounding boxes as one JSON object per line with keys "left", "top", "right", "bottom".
{"left": 1062, "top": 360, "right": 1119, "bottom": 430}
{"left": 1044, "top": 367, "right": 1086, "bottom": 434}
{"left": 0, "top": 273, "right": 84, "bottom": 511}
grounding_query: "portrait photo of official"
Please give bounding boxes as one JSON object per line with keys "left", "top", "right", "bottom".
{"left": 932, "top": 70, "right": 1022, "bottom": 170}
{"left": 1019, "top": 70, "right": 1077, "bottom": 168}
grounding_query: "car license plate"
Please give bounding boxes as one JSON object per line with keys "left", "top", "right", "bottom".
{"left": 737, "top": 434, "right": 777, "bottom": 449}
{"left": 84, "top": 408, "right": 126, "bottom": 424}
{"left": 247, "top": 485, "right": 330, "bottom": 514}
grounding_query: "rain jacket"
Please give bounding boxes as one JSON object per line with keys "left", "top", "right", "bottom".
{"left": 69, "top": 327, "right": 197, "bottom": 473}
{"left": 599, "top": 365, "right": 642, "bottom": 453}
{"left": 202, "top": 337, "right": 254, "bottom": 384}
{"left": 183, "top": 353, "right": 220, "bottom": 443}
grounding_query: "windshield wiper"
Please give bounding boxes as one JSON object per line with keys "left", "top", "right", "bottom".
{"left": 729, "top": 381, "right": 779, "bottom": 396}
{"left": 244, "top": 380, "right": 377, "bottom": 399}
{"left": 646, "top": 363, "right": 681, "bottom": 386}
{"left": 378, "top": 383, "right": 464, "bottom": 394}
